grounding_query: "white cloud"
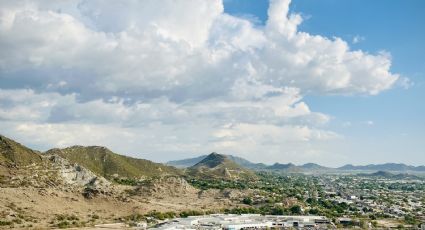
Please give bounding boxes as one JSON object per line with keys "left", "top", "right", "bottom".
{"left": 0, "top": 0, "right": 402, "bottom": 163}
{"left": 0, "top": 87, "right": 334, "bottom": 162}
{"left": 0, "top": 0, "right": 400, "bottom": 99}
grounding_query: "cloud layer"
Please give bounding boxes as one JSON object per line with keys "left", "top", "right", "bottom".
{"left": 0, "top": 0, "right": 400, "bottom": 164}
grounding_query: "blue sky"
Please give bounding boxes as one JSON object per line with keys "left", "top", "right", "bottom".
{"left": 0, "top": 0, "right": 423, "bottom": 166}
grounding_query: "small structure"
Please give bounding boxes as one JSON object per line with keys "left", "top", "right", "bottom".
{"left": 136, "top": 222, "right": 148, "bottom": 229}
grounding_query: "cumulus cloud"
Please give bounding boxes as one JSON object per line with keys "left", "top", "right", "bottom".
{"left": 0, "top": 0, "right": 400, "bottom": 98}
{"left": 0, "top": 0, "right": 401, "bottom": 163}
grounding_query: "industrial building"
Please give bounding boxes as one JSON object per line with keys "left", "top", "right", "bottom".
{"left": 150, "top": 214, "right": 330, "bottom": 229}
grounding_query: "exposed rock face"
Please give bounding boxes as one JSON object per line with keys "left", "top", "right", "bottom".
{"left": 45, "top": 146, "right": 182, "bottom": 179}
{"left": 224, "top": 168, "right": 232, "bottom": 178}
{"left": 48, "top": 154, "right": 110, "bottom": 188}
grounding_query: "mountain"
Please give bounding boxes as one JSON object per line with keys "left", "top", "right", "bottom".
{"left": 187, "top": 152, "right": 256, "bottom": 179}
{"left": 338, "top": 164, "right": 357, "bottom": 170}
{"left": 167, "top": 155, "right": 208, "bottom": 168}
{"left": 168, "top": 154, "right": 267, "bottom": 169}
{"left": 225, "top": 155, "right": 267, "bottom": 169}
{"left": 300, "top": 163, "right": 330, "bottom": 170}
{"left": 338, "top": 163, "right": 425, "bottom": 172}
{"left": 0, "top": 134, "right": 42, "bottom": 166}
{"left": 358, "top": 171, "right": 422, "bottom": 180}
{"left": 45, "top": 146, "right": 182, "bottom": 179}
{"left": 367, "top": 171, "right": 395, "bottom": 177}
{"left": 265, "top": 162, "right": 332, "bottom": 173}
{"left": 191, "top": 152, "right": 230, "bottom": 169}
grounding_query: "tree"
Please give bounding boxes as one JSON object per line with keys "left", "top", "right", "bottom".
{"left": 290, "top": 205, "right": 302, "bottom": 215}
{"left": 242, "top": 197, "right": 253, "bottom": 205}
{"left": 309, "top": 208, "right": 319, "bottom": 215}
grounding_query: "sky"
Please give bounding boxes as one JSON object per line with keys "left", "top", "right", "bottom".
{"left": 0, "top": 0, "right": 423, "bottom": 167}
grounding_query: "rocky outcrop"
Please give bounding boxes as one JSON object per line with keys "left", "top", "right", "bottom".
{"left": 47, "top": 154, "right": 110, "bottom": 188}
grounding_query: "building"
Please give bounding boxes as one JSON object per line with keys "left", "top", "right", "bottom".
{"left": 150, "top": 214, "right": 329, "bottom": 229}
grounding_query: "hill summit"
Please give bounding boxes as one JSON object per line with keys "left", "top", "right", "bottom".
{"left": 192, "top": 152, "right": 231, "bottom": 168}
{"left": 188, "top": 152, "right": 256, "bottom": 179}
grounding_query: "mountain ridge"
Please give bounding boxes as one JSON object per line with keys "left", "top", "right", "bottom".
{"left": 338, "top": 163, "right": 425, "bottom": 172}
{"left": 357, "top": 170, "right": 422, "bottom": 180}
{"left": 45, "top": 145, "right": 182, "bottom": 179}
{"left": 170, "top": 155, "right": 425, "bottom": 172}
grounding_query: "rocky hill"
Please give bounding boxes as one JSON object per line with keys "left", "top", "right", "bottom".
{"left": 45, "top": 146, "right": 182, "bottom": 180}
{"left": 187, "top": 152, "right": 256, "bottom": 179}
{"left": 0, "top": 135, "right": 254, "bottom": 229}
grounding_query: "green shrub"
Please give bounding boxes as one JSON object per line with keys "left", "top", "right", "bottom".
{"left": 242, "top": 197, "right": 253, "bottom": 205}
{"left": 0, "top": 220, "right": 13, "bottom": 226}
{"left": 290, "top": 205, "right": 302, "bottom": 215}
{"left": 57, "top": 220, "right": 70, "bottom": 229}
{"left": 179, "top": 210, "right": 204, "bottom": 218}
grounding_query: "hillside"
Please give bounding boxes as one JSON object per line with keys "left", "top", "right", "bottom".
{"left": 0, "top": 134, "right": 42, "bottom": 166}
{"left": 45, "top": 146, "right": 182, "bottom": 179}
{"left": 187, "top": 152, "right": 256, "bottom": 179}
{"left": 0, "top": 135, "right": 249, "bottom": 229}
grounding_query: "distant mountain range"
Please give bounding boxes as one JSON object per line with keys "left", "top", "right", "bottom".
{"left": 358, "top": 171, "right": 422, "bottom": 180}
{"left": 338, "top": 163, "right": 425, "bottom": 172}
{"left": 168, "top": 155, "right": 425, "bottom": 173}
